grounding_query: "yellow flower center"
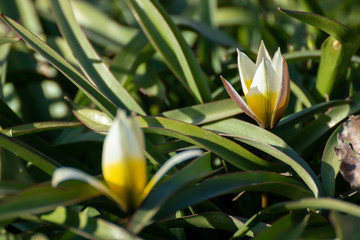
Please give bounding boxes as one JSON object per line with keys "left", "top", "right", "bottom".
{"left": 103, "top": 158, "right": 147, "bottom": 209}
{"left": 246, "top": 91, "right": 278, "bottom": 128}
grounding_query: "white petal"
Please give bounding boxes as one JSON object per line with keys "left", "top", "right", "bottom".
{"left": 51, "top": 167, "right": 126, "bottom": 210}
{"left": 102, "top": 110, "right": 144, "bottom": 167}
{"left": 249, "top": 59, "right": 267, "bottom": 96}
{"left": 256, "top": 41, "right": 271, "bottom": 66}
{"left": 237, "top": 49, "right": 256, "bottom": 95}
{"left": 249, "top": 59, "right": 279, "bottom": 95}
{"left": 271, "top": 47, "right": 283, "bottom": 78}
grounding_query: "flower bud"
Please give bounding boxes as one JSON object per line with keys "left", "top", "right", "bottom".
{"left": 221, "top": 41, "right": 290, "bottom": 129}
{"left": 102, "top": 110, "right": 147, "bottom": 211}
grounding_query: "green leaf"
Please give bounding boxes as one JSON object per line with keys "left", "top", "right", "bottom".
{"left": 159, "top": 212, "right": 267, "bottom": 237}
{"left": 274, "top": 100, "right": 350, "bottom": 136}
{"left": 0, "top": 182, "right": 101, "bottom": 221}
{"left": 139, "top": 149, "right": 203, "bottom": 204}
{"left": 40, "top": 206, "right": 141, "bottom": 240}
{"left": 0, "top": 37, "right": 20, "bottom": 45}
{"left": 316, "top": 36, "right": 357, "bottom": 99}
{"left": 279, "top": 8, "right": 360, "bottom": 44}
{"left": 110, "top": 32, "right": 150, "bottom": 86}
{"left": 159, "top": 99, "right": 242, "bottom": 125}
{"left": 137, "top": 116, "right": 273, "bottom": 171}
{"left": 128, "top": 152, "right": 215, "bottom": 233}
{"left": 254, "top": 212, "right": 310, "bottom": 240}
{"left": 133, "top": 63, "right": 168, "bottom": 103}
{"left": 0, "top": 181, "right": 33, "bottom": 195}
{"left": 71, "top": 108, "right": 271, "bottom": 170}
{"left": 0, "top": 133, "right": 60, "bottom": 175}
{"left": 156, "top": 171, "right": 313, "bottom": 220}
{"left": 72, "top": 108, "right": 112, "bottom": 133}
{"left": 0, "top": 14, "right": 116, "bottom": 116}
{"left": 0, "top": 97, "right": 23, "bottom": 127}
{"left": 52, "top": 167, "right": 126, "bottom": 210}
{"left": 70, "top": 0, "right": 137, "bottom": 48}
{"left": 288, "top": 81, "right": 312, "bottom": 108}
{"left": 233, "top": 198, "right": 360, "bottom": 238}
{"left": 173, "top": 16, "right": 239, "bottom": 47}
{"left": 204, "top": 119, "right": 324, "bottom": 197}
{"left": 50, "top": 0, "right": 145, "bottom": 115}
{"left": 287, "top": 92, "right": 360, "bottom": 154}
{"left": 215, "top": 7, "right": 253, "bottom": 26}
{"left": 126, "top": 0, "right": 211, "bottom": 103}
{"left": 1, "top": 121, "right": 82, "bottom": 137}
{"left": 279, "top": 8, "right": 360, "bottom": 99}
{"left": 330, "top": 211, "right": 360, "bottom": 240}
{"left": 321, "top": 124, "right": 343, "bottom": 197}
{"left": 14, "top": 0, "right": 43, "bottom": 35}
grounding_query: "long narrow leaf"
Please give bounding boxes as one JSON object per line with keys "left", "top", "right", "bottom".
{"left": 159, "top": 212, "right": 268, "bottom": 237}
{"left": 0, "top": 14, "right": 116, "bottom": 116}
{"left": 0, "top": 182, "right": 101, "bottom": 221}
{"left": 50, "top": 0, "right": 145, "bottom": 115}
{"left": 0, "top": 134, "right": 60, "bottom": 175}
{"left": 204, "top": 119, "right": 324, "bottom": 197}
{"left": 233, "top": 198, "right": 360, "bottom": 238}
{"left": 126, "top": 0, "right": 211, "bottom": 103}
{"left": 1, "top": 121, "right": 82, "bottom": 137}
{"left": 128, "top": 152, "right": 215, "bottom": 233}
{"left": 137, "top": 116, "right": 273, "bottom": 171}
{"left": 40, "top": 206, "right": 140, "bottom": 240}
{"left": 159, "top": 99, "right": 242, "bottom": 125}
{"left": 156, "top": 171, "right": 312, "bottom": 220}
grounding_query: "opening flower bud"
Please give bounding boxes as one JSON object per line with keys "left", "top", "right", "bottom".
{"left": 102, "top": 110, "right": 147, "bottom": 211}
{"left": 221, "top": 41, "right": 290, "bottom": 129}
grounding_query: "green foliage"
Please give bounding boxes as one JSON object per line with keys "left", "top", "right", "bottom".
{"left": 0, "top": 0, "right": 359, "bottom": 239}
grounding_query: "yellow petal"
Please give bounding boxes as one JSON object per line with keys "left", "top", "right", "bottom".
{"left": 246, "top": 91, "right": 278, "bottom": 128}
{"left": 103, "top": 157, "right": 147, "bottom": 209}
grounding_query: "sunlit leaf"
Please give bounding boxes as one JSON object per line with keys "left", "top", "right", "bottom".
{"left": 204, "top": 118, "right": 324, "bottom": 197}
{"left": 1, "top": 121, "right": 82, "bottom": 137}
{"left": 0, "top": 182, "right": 101, "bottom": 221}
{"left": 0, "top": 14, "right": 116, "bottom": 116}
{"left": 254, "top": 212, "right": 310, "bottom": 240}
{"left": 321, "top": 124, "right": 343, "bottom": 197}
{"left": 41, "top": 206, "right": 140, "bottom": 240}
{"left": 233, "top": 198, "right": 360, "bottom": 238}
{"left": 50, "top": 0, "right": 145, "bottom": 115}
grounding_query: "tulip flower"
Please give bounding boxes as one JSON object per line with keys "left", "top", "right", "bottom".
{"left": 102, "top": 110, "right": 147, "bottom": 211}
{"left": 221, "top": 41, "right": 290, "bottom": 129}
{"left": 52, "top": 109, "right": 202, "bottom": 213}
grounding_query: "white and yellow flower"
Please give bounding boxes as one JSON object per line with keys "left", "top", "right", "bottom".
{"left": 102, "top": 110, "right": 147, "bottom": 211}
{"left": 221, "top": 41, "right": 290, "bottom": 129}
{"left": 52, "top": 109, "right": 202, "bottom": 213}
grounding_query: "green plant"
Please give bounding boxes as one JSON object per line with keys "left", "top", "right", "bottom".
{"left": 0, "top": 0, "right": 359, "bottom": 239}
